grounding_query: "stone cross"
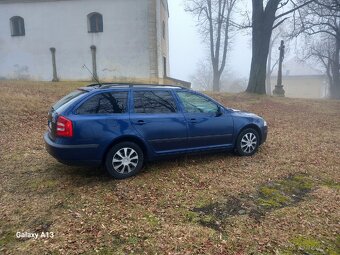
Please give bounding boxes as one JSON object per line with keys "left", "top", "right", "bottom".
{"left": 273, "top": 40, "right": 286, "bottom": 97}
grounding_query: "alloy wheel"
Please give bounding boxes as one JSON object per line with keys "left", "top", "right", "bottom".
{"left": 240, "top": 132, "right": 258, "bottom": 154}
{"left": 112, "top": 147, "right": 139, "bottom": 174}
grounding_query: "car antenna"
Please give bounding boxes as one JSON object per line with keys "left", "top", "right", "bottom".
{"left": 82, "top": 64, "right": 102, "bottom": 87}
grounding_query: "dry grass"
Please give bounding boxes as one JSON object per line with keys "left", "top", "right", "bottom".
{"left": 0, "top": 80, "right": 339, "bottom": 254}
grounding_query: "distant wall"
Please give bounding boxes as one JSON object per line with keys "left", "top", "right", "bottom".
{"left": 271, "top": 75, "right": 328, "bottom": 99}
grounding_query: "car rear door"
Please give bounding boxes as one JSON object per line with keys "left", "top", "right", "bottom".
{"left": 129, "top": 89, "right": 188, "bottom": 154}
{"left": 71, "top": 90, "right": 131, "bottom": 150}
{"left": 176, "top": 91, "right": 234, "bottom": 149}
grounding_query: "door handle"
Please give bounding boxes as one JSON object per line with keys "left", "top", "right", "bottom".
{"left": 135, "top": 120, "right": 146, "bottom": 125}
{"left": 190, "top": 118, "right": 197, "bottom": 123}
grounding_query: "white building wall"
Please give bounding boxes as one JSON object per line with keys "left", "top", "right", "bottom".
{"left": 155, "top": 0, "right": 170, "bottom": 78}
{"left": 0, "top": 0, "right": 154, "bottom": 81}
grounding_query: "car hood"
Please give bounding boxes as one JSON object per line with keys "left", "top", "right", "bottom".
{"left": 229, "top": 108, "right": 260, "bottom": 118}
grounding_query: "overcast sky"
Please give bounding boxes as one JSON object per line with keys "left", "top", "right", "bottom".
{"left": 168, "top": 0, "right": 252, "bottom": 82}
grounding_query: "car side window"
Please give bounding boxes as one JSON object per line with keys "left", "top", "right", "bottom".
{"left": 133, "top": 90, "right": 177, "bottom": 114}
{"left": 76, "top": 92, "right": 128, "bottom": 114}
{"left": 177, "top": 91, "right": 218, "bottom": 113}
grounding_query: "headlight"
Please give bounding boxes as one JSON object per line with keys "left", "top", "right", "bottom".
{"left": 263, "top": 120, "right": 267, "bottom": 126}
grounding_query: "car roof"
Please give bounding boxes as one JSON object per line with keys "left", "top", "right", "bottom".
{"left": 80, "top": 83, "right": 189, "bottom": 91}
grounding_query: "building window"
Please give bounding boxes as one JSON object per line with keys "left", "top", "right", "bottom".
{"left": 88, "top": 12, "right": 103, "bottom": 33}
{"left": 162, "top": 21, "right": 166, "bottom": 39}
{"left": 10, "top": 16, "right": 25, "bottom": 36}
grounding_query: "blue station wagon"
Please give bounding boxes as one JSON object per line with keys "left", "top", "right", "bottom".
{"left": 44, "top": 84, "right": 268, "bottom": 179}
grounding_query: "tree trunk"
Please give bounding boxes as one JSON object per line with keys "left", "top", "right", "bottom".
{"left": 246, "top": 0, "right": 277, "bottom": 94}
{"left": 247, "top": 26, "right": 273, "bottom": 94}
{"left": 329, "top": 35, "right": 340, "bottom": 99}
{"left": 212, "top": 71, "right": 221, "bottom": 92}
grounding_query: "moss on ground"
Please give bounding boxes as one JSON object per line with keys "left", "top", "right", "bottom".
{"left": 192, "top": 174, "right": 315, "bottom": 228}
{"left": 322, "top": 180, "right": 340, "bottom": 190}
{"left": 29, "top": 178, "right": 59, "bottom": 191}
{"left": 185, "top": 210, "right": 201, "bottom": 223}
{"left": 257, "top": 174, "right": 313, "bottom": 210}
{"left": 144, "top": 213, "right": 160, "bottom": 227}
{"left": 0, "top": 231, "right": 17, "bottom": 248}
{"left": 257, "top": 186, "right": 292, "bottom": 208}
{"left": 279, "top": 235, "right": 340, "bottom": 255}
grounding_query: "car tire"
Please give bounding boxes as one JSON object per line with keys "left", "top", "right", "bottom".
{"left": 105, "top": 142, "right": 144, "bottom": 179}
{"left": 235, "top": 128, "right": 260, "bottom": 156}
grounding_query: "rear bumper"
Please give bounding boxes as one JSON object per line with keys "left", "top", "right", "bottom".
{"left": 44, "top": 132, "right": 101, "bottom": 166}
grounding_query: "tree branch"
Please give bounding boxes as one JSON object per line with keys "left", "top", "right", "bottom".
{"left": 275, "top": 0, "right": 313, "bottom": 20}
{"left": 272, "top": 17, "right": 289, "bottom": 30}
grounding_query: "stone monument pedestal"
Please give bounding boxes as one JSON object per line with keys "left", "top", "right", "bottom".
{"left": 273, "top": 85, "right": 285, "bottom": 97}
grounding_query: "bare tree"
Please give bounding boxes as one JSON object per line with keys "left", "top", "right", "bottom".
{"left": 185, "top": 0, "right": 238, "bottom": 91}
{"left": 245, "top": 0, "right": 313, "bottom": 94}
{"left": 292, "top": 0, "right": 340, "bottom": 99}
{"left": 306, "top": 36, "right": 336, "bottom": 97}
{"left": 191, "top": 59, "right": 213, "bottom": 90}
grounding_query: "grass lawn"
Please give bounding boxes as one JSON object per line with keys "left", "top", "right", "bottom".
{"left": 0, "top": 80, "right": 339, "bottom": 254}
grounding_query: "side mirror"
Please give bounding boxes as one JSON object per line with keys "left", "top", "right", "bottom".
{"left": 216, "top": 106, "right": 223, "bottom": 117}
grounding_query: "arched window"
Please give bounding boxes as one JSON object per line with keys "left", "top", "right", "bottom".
{"left": 88, "top": 12, "right": 103, "bottom": 33}
{"left": 10, "top": 16, "right": 25, "bottom": 36}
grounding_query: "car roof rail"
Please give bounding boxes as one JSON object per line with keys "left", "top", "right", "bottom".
{"left": 86, "top": 82, "right": 189, "bottom": 90}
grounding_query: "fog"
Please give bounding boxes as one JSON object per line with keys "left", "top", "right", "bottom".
{"left": 168, "top": 0, "right": 252, "bottom": 82}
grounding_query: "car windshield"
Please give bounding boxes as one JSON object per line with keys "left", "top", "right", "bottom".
{"left": 52, "top": 89, "right": 87, "bottom": 112}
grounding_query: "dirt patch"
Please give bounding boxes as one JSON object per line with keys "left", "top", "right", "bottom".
{"left": 192, "top": 174, "right": 314, "bottom": 229}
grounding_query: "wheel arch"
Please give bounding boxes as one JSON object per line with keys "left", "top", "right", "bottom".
{"left": 237, "top": 124, "right": 262, "bottom": 145}
{"left": 102, "top": 135, "right": 149, "bottom": 162}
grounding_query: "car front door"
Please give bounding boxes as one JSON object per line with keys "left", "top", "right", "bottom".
{"left": 176, "top": 91, "right": 234, "bottom": 149}
{"left": 130, "top": 90, "right": 188, "bottom": 154}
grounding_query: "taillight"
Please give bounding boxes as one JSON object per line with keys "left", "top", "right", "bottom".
{"left": 56, "top": 116, "right": 73, "bottom": 137}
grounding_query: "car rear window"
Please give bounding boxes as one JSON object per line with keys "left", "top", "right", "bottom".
{"left": 53, "top": 90, "right": 87, "bottom": 112}
{"left": 76, "top": 92, "right": 128, "bottom": 114}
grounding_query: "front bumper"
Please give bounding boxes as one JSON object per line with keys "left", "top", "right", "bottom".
{"left": 261, "top": 126, "right": 268, "bottom": 144}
